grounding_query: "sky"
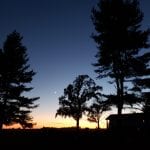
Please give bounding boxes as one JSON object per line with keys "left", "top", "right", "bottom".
{"left": 0, "top": 0, "right": 150, "bottom": 129}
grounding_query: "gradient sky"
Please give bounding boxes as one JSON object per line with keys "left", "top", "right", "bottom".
{"left": 0, "top": 0, "right": 150, "bottom": 128}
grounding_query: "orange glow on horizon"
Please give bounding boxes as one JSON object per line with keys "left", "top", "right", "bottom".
{"left": 3, "top": 111, "right": 114, "bottom": 129}
{"left": 28, "top": 117, "right": 107, "bottom": 129}
{"left": 3, "top": 115, "right": 107, "bottom": 129}
{"left": 4, "top": 109, "right": 137, "bottom": 129}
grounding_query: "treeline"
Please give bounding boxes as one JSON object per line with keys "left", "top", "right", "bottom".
{"left": 56, "top": 0, "right": 150, "bottom": 129}
{"left": 0, "top": 0, "right": 150, "bottom": 130}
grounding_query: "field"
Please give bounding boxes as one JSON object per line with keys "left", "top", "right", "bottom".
{"left": 0, "top": 128, "right": 149, "bottom": 149}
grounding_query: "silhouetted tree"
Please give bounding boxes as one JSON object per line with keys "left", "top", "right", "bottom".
{"left": 56, "top": 75, "right": 101, "bottom": 129}
{"left": 132, "top": 67, "right": 150, "bottom": 124}
{"left": 0, "top": 31, "right": 39, "bottom": 129}
{"left": 87, "top": 94, "right": 110, "bottom": 129}
{"left": 91, "top": 0, "right": 150, "bottom": 114}
{"left": 18, "top": 110, "right": 37, "bottom": 129}
{"left": 132, "top": 61, "right": 150, "bottom": 110}
{"left": 130, "top": 76, "right": 150, "bottom": 130}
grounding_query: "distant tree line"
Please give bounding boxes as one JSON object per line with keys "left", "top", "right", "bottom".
{"left": 56, "top": 0, "right": 150, "bottom": 129}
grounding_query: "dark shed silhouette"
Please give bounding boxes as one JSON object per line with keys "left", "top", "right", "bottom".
{"left": 106, "top": 113, "right": 145, "bottom": 130}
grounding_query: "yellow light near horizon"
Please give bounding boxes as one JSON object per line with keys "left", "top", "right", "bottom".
{"left": 35, "top": 115, "right": 107, "bottom": 129}
{"left": 3, "top": 108, "right": 140, "bottom": 129}
{"left": 3, "top": 112, "right": 110, "bottom": 129}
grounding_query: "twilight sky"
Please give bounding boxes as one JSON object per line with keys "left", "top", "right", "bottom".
{"left": 0, "top": 0, "right": 150, "bottom": 128}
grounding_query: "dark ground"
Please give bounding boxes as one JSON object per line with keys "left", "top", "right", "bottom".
{"left": 0, "top": 128, "right": 149, "bottom": 150}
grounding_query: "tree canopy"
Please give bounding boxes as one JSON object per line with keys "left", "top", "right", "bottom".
{"left": 91, "top": 0, "right": 150, "bottom": 114}
{"left": 87, "top": 94, "right": 110, "bottom": 129}
{"left": 56, "top": 75, "right": 102, "bottom": 129}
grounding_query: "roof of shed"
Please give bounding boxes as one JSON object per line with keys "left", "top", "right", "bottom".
{"left": 106, "top": 113, "right": 144, "bottom": 120}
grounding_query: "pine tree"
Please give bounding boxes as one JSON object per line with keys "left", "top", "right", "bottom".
{"left": 91, "top": 0, "right": 150, "bottom": 114}
{"left": 0, "top": 31, "right": 39, "bottom": 129}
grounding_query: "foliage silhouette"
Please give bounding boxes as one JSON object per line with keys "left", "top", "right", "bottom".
{"left": 56, "top": 75, "right": 101, "bottom": 129}
{"left": 87, "top": 94, "right": 110, "bottom": 129}
{"left": 131, "top": 67, "right": 150, "bottom": 129}
{"left": 0, "top": 31, "right": 39, "bottom": 129}
{"left": 131, "top": 64, "right": 150, "bottom": 111}
{"left": 91, "top": 0, "right": 150, "bottom": 114}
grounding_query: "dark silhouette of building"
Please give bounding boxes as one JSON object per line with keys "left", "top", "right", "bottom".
{"left": 106, "top": 113, "right": 145, "bottom": 131}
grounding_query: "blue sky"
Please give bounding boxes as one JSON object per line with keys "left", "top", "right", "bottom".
{"left": 0, "top": 0, "right": 149, "bottom": 128}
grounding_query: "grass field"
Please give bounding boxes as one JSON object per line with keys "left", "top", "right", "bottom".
{"left": 0, "top": 128, "right": 149, "bottom": 149}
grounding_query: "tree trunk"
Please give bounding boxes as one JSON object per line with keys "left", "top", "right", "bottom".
{"left": 76, "top": 118, "right": 80, "bottom": 129}
{"left": 116, "top": 78, "right": 122, "bottom": 114}
{"left": 0, "top": 121, "right": 3, "bottom": 130}
{"left": 118, "top": 96, "right": 123, "bottom": 115}
{"left": 116, "top": 77, "right": 124, "bottom": 115}
{"left": 119, "top": 77, "right": 124, "bottom": 115}
{"left": 118, "top": 104, "right": 123, "bottom": 114}
{"left": 0, "top": 110, "right": 4, "bottom": 130}
{"left": 117, "top": 78, "right": 124, "bottom": 130}
{"left": 97, "top": 119, "right": 100, "bottom": 129}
